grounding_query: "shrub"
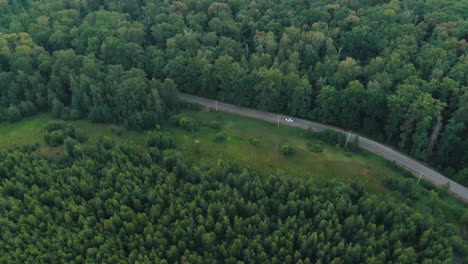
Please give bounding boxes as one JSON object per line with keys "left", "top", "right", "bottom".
{"left": 169, "top": 114, "right": 182, "bottom": 126}
{"left": 0, "top": 108, "right": 6, "bottom": 122}
{"left": 64, "top": 137, "right": 78, "bottom": 156}
{"left": 110, "top": 127, "right": 125, "bottom": 136}
{"left": 99, "top": 136, "right": 115, "bottom": 150}
{"left": 18, "top": 101, "right": 37, "bottom": 117}
{"left": 438, "top": 182, "right": 450, "bottom": 198}
{"left": 45, "top": 121, "right": 66, "bottom": 133}
{"left": 75, "top": 130, "right": 88, "bottom": 143}
{"left": 207, "top": 121, "right": 221, "bottom": 130}
{"left": 170, "top": 115, "right": 199, "bottom": 132}
{"left": 249, "top": 137, "right": 260, "bottom": 146}
{"left": 314, "top": 130, "right": 346, "bottom": 146}
{"left": 48, "top": 130, "right": 65, "bottom": 147}
{"left": 146, "top": 131, "right": 176, "bottom": 149}
{"left": 63, "top": 125, "right": 76, "bottom": 138}
{"left": 214, "top": 132, "right": 227, "bottom": 143}
{"left": 307, "top": 141, "right": 323, "bottom": 153}
{"left": 7, "top": 105, "right": 23, "bottom": 122}
{"left": 280, "top": 144, "right": 293, "bottom": 156}
{"left": 179, "top": 117, "right": 198, "bottom": 132}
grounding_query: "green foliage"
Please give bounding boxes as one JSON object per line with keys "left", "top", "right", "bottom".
{"left": 280, "top": 144, "right": 293, "bottom": 156}
{"left": 171, "top": 115, "right": 199, "bottom": 132}
{"left": 178, "top": 116, "right": 198, "bottom": 132}
{"left": 0, "top": 141, "right": 458, "bottom": 263}
{"left": 213, "top": 132, "right": 227, "bottom": 143}
{"left": 461, "top": 211, "right": 468, "bottom": 229}
{"left": 46, "top": 130, "right": 65, "bottom": 147}
{"left": 307, "top": 141, "right": 324, "bottom": 153}
{"left": 6, "top": 105, "right": 22, "bottom": 122}
{"left": 44, "top": 121, "right": 77, "bottom": 147}
{"left": 146, "top": 131, "right": 175, "bottom": 150}
{"left": 248, "top": 137, "right": 260, "bottom": 146}
{"left": 0, "top": 0, "right": 466, "bottom": 182}
{"left": 110, "top": 127, "right": 125, "bottom": 136}
{"left": 206, "top": 121, "right": 221, "bottom": 130}
{"left": 64, "top": 137, "right": 78, "bottom": 156}
{"left": 313, "top": 130, "right": 347, "bottom": 146}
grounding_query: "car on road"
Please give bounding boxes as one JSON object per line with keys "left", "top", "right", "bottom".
{"left": 285, "top": 117, "right": 294, "bottom": 123}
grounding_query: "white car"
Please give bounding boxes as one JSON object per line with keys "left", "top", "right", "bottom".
{"left": 285, "top": 117, "right": 294, "bottom": 123}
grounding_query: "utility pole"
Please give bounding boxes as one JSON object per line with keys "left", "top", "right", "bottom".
{"left": 417, "top": 172, "right": 422, "bottom": 184}
{"left": 344, "top": 131, "right": 351, "bottom": 148}
{"left": 277, "top": 115, "right": 280, "bottom": 128}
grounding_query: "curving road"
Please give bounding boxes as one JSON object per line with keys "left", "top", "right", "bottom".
{"left": 180, "top": 93, "right": 468, "bottom": 202}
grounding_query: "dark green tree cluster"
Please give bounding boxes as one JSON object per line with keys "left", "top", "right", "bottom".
{"left": 43, "top": 121, "right": 80, "bottom": 147}
{"left": 0, "top": 0, "right": 466, "bottom": 180}
{"left": 0, "top": 137, "right": 460, "bottom": 263}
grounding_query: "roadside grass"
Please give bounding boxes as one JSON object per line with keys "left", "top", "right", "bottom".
{"left": 0, "top": 109, "right": 466, "bottom": 229}
{"left": 167, "top": 110, "right": 410, "bottom": 193}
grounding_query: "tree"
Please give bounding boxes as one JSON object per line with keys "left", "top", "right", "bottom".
{"left": 338, "top": 81, "right": 366, "bottom": 130}
{"left": 212, "top": 55, "right": 247, "bottom": 104}
{"left": 6, "top": 105, "right": 22, "bottom": 122}
{"left": 313, "top": 86, "right": 340, "bottom": 125}
{"left": 116, "top": 69, "right": 164, "bottom": 129}
{"left": 254, "top": 68, "right": 284, "bottom": 112}
{"left": 286, "top": 73, "right": 312, "bottom": 117}
{"left": 157, "top": 78, "right": 179, "bottom": 112}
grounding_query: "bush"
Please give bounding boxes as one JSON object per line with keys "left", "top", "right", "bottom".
{"left": 44, "top": 122, "right": 82, "bottom": 147}
{"left": 207, "top": 121, "right": 221, "bottom": 130}
{"left": 249, "top": 137, "right": 260, "bottom": 146}
{"left": 214, "top": 132, "right": 227, "bottom": 143}
{"left": 146, "top": 131, "right": 176, "bottom": 149}
{"left": 45, "top": 121, "right": 66, "bottom": 132}
{"left": 335, "top": 144, "right": 342, "bottom": 151}
{"left": 110, "top": 127, "right": 125, "bottom": 136}
{"left": 179, "top": 117, "right": 198, "bottom": 132}
{"left": 437, "top": 182, "right": 450, "bottom": 198}
{"left": 314, "top": 130, "right": 346, "bottom": 146}
{"left": 75, "top": 130, "right": 88, "bottom": 143}
{"left": 307, "top": 141, "right": 323, "bottom": 153}
{"left": 18, "top": 101, "right": 37, "bottom": 117}
{"left": 7, "top": 105, "right": 23, "bottom": 122}
{"left": 63, "top": 125, "right": 76, "bottom": 138}
{"left": 280, "top": 144, "right": 293, "bottom": 156}
{"left": 48, "top": 130, "right": 65, "bottom": 147}
{"left": 169, "top": 114, "right": 182, "bottom": 125}
{"left": 0, "top": 108, "right": 6, "bottom": 122}
{"left": 383, "top": 177, "right": 416, "bottom": 198}
{"left": 64, "top": 137, "right": 78, "bottom": 156}
{"left": 170, "top": 115, "right": 199, "bottom": 132}
{"left": 181, "top": 102, "right": 202, "bottom": 110}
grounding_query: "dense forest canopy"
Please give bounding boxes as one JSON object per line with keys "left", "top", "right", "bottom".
{"left": 0, "top": 131, "right": 460, "bottom": 263}
{"left": 0, "top": 1, "right": 466, "bottom": 179}
{"left": 0, "top": 1, "right": 467, "bottom": 261}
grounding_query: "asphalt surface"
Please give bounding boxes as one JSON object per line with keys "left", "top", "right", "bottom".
{"left": 180, "top": 93, "right": 468, "bottom": 202}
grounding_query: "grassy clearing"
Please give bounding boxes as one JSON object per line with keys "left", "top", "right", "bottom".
{"left": 0, "top": 113, "right": 145, "bottom": 148}
{"left": 0, "top": 109, "right": 466, "bottom": 228}
{"left": 167, "top": 110, "right": 400, "bottom": 193}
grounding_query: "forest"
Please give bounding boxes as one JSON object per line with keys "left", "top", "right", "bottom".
{"left": 0, "top": 0, "right": 466, "bottom": 184}
{"left": 0, "top": 128, "right": 463, "bottom": 263}
{"left": 0, "top": 1, "right": 467, "bottom": 261}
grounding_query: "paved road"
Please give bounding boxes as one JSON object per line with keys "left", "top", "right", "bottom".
{"left": 180, "top": 93, "right": 468, "bottom": 202}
